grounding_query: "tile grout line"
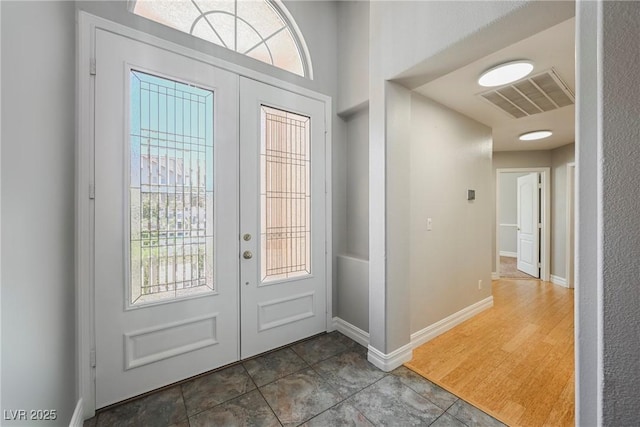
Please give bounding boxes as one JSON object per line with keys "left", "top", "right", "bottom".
{"left": 244, "top": 362, "right": 285, "bottom": 427}
{"left": 180, "top": 365, "right": 259, "bottom": 420}
{"left": 178, "top": 383, "right": 190, "bottom": 427}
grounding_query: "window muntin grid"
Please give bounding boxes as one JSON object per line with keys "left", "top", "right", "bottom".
{"left": 132, "top": 0, "right": 309, "bottom": 78}
{"left": 130, "top": 70, "right": 214, "bottom": 306}
{"left": 260, "top": 106, "right": 311, "bottom": 282}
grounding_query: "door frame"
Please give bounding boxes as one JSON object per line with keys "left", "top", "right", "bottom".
{"left": 495, "top": 167, "right": 550, "bottom": 281}
{"left": 565, "top": 162, "right": 576, "bottom": 289}
{"left": 76, "top": 12, "right": 333, "bottom": 419}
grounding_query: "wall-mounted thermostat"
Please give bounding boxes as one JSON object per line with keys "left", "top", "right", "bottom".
{"left": 467, "top": 189, "right": 476, "bottom": 201}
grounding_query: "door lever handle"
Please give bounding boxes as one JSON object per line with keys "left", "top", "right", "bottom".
{"left": 243, "top": 250, "right": 253, "bottom": 260}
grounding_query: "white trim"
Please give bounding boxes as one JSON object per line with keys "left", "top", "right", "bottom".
{"left": 566, "top": 162, "right": 576, "bottom": 289}
{"left": 492, "top": 271, "right": 500, "bottom": 280}
{"left": 410, "top": 296, "right": 494, "bottom": 349}
{"left": 333, "top": 317, "right": 369, "bottom": 347}
{"left": 77, "top": 11, "right": 333, "bottom": 416}
{"left": 360, "top": 297, "right": 493, "bottom": 372}
{"left": 551, "top": 274, "right": 569, "bottom": 288}
{"left": 69, "top": 399, "right": 84, "bottom": 427}
{"left": 76, "top": 11, "right": 97, "bottom": 419}
{"left": 324, "top": 85, "right": 333, "bottom": 334}
{"left": 499, "top": 251, "right": 517, "bottom": 258}
{"left": 367, "top": 342, "right": 413, "bottom": 372}
{"left": 495, "top": 167, "right": 551, "bottom": 282}
{"left": 270, "top": 0, "right": 314, "bottom": 80}
{"left": 0, "top": 2, "right": 3, "bottom": 417}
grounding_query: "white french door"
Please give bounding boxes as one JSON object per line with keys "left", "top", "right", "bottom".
{"left": 92, "top": 31, "right": 328, "bottom": 408}
{"left": 94, "top": 30, "right": 239, "bottom": 408}
{"left": 239, "top": 78, "right": 327, "bottom": 359}
{"left": 517, "top": 172, "right": 540, "bottom": 278}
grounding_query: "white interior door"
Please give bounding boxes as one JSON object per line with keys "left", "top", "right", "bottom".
{"left": 94, "top": 30, "right": 239, "bottom": 407}
{"left": 517, "top": 172, "right": 540, "bottom": 277}
{"left": 239, "top": 78, "right": 327, "bottom": 359}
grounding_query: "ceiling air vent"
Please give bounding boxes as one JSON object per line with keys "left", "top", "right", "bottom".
{"left": 479, "top": 69, "right": 575, "bottom": 119}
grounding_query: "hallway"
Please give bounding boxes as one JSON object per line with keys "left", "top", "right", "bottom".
{"left": 406, "top": 279, "right": 574, "bottom": 426}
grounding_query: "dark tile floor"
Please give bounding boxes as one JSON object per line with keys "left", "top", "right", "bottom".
{"left": 84, "top": 332, "right": 505, "bottom": 427}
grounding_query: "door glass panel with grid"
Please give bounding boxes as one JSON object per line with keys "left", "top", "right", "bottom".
{"left": 94, "top": 30, "right": 239, "bottom": 408}
{"left": 240, "top": 78, "right": 327, "bottom": 359}
{"left": 261, "top": 106, "right": 311, "bottom": 283}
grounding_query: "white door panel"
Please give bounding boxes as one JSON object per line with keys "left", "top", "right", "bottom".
{"left": 94, "top": 30, "right": 239, "bottom": 407}
{"left": 239, "top": 78, "right": 327, "bottom": 359}
{"left": 517, "top": 173, "right": 540, "bottom": 278}
{"left": 93, "top": 31, "right": 329, "bottom": 407}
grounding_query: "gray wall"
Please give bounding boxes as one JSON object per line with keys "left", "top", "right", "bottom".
{"left": 498, "top": 172, "right": 528, "bottom": 255}
{"left": 1, "top": 1, "right": 77, "bottom": 425}
{"left": 550, "top": 143, "right": 575, "bottom": 280}
{"left": 335, "top": 106, "right": 369, "bottom": 333}
{"left": 410, "top": 93, "right": 493, "bottom": 333}
{"left": 334, "top": 0, "right": 370, "bottom": 331}
{"left": 337, "top": 0, "right": 369, "bottom": 114}
{"left": 345, "top": 108, "right": 370, "bottom": 259}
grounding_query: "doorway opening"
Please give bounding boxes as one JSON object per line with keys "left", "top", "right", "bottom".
{"left": 393, "top": 10, "right": 577, "bottom": 426}
{"left": 496, "top": 168, "right": 550, "bottom": 281}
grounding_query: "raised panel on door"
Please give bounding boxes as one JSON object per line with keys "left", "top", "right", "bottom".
{"left": 239, "top": 78, "right": 327, "bottom": 359}
{"left": 517, "top": 172, "right": 540, "bottom": 278}
{"left": 94, "top": 29, "right": 239, "bottom": 407}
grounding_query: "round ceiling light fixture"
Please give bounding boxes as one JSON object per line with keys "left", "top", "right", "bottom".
{"left": 478, "top": 60, "right": 534, "bottom": 87}
{"left": 519, "top": 130, "right": 553, "bottom": 141}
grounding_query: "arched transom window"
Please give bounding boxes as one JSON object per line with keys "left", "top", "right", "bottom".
{"left": 132, "top": 0, "right": 312, "bottom": 78}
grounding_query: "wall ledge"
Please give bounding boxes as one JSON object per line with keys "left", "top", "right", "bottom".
{"left": 337, "top": 100, "right": 369, "bottom": 119}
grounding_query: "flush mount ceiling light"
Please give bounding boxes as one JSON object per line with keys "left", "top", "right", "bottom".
{"left": 519, "top": 130, "right": 553, "bottom": 141}
{"left": 478, "top": 61, "right": 534, "bottom": 87}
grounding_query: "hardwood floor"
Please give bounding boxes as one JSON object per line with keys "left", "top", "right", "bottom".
{"left": 405, "top": 279, "right": 574, "bottom": 427}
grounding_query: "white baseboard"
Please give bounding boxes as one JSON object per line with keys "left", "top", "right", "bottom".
{"left": 491, "top": 271, "right": 500, "bottom": 280}
{"left": 550, "top": 274, "right": 568, "bottom": 287}
{"left": 332, "top": 317, "right": 369, "bottom": 348}
{"left": 337, "top": 296, "right": 493, "bottom": 373}
{"left": 410, "top": 296, "right": 494, "bottom": 349}
{"left": 499, "top": 251, "right": 517, "bottom": 258}
{"left": 69, "top": 399, "right": 83, "bottom": 427}
{"left": 367, "top": 342, "right": 413, "bottom": 372}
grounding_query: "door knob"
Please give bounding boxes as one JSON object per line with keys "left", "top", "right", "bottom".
{"left": 243, "top": 250, "right": 253, "bottom": 260}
